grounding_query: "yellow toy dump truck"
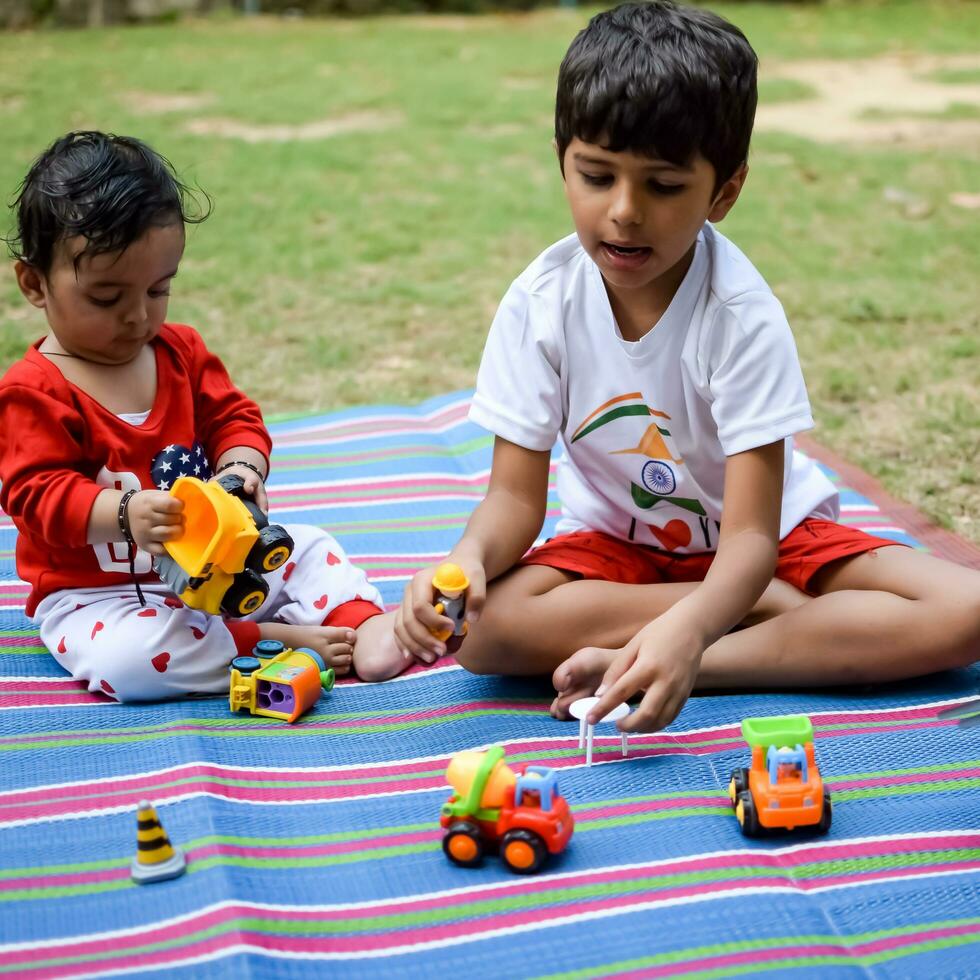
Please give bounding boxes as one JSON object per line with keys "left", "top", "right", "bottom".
{"left": 153, "top": 475, "right": 293, "bottom": 616}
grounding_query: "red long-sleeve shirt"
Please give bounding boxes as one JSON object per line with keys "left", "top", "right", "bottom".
{"left": 0, "top": 324, "right": 272, "bottom": 615}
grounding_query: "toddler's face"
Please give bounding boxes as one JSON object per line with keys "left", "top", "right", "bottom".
{"left": 561, "top": 138, "right": 744, "bottom": 305}
{"left": 25, "top": 223, "right": 185, "bottom": 365}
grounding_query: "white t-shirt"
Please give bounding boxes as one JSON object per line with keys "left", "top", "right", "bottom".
{"left": 469, "top": 224, "right": 838, "bottom": 553}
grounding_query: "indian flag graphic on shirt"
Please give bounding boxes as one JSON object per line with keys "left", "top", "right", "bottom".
{"left": 571, "top": 392, "right": 716, "bottom": 550}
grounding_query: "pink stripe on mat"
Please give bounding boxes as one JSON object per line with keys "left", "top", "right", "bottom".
{"left": 272, "top": 401, "right": 472, "bottom": 446}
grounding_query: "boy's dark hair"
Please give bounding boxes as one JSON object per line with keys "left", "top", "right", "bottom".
{"left": 6, "top": 131, "right": 210, "bottom": 274}
{"left": 555, "top": 1, "right": 758, "bottom": 186}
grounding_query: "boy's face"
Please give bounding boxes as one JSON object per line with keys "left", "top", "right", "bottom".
{"left": 15, "top": 223, "right": 185, "bottom": 365}
{"left": 561, "top": 139, "right": 746, "bottom": 307}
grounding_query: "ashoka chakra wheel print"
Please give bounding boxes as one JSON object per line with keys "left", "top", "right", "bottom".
{"left": 641, "top": 460, "right": 676, "bottom": 495}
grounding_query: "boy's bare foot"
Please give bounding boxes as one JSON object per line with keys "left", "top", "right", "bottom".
{"left": 258, "top": 622, "right": 355, "bottom": 675}
{"left": 550, "top": 646, "right": 619, "bottom": 720}
{"left": 353, "top": 611, "right": 409, "bottom": 682}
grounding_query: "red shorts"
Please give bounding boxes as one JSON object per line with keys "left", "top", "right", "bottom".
{"left": 520, "top": 519, "right": 905, "bottom": 595}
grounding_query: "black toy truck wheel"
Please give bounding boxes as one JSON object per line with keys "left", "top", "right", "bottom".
{"left": 221, "top": 569, "right": 269, "bottom": 617}
{"left": 216, "top": 474, "right": 268, "bottom": 528}
{"left": 501, "top": 829, "right": 548, "bottom": 874}
{"left": 817, "top": 790, "right": 833, "bottom": 834}
{"left": 443, "top": 821, "right": 485, "bottom": 868}
{"left": 247, "top": 524, "right": 294, "bottom": 574}
{"left": 728, "top": 767, "right": 750, "bottom": 808}
{"left": 243, "top": 499, "right": 267, "bottom": 530}
{"left": 216, "top": 474, "right": 248, "bottom": 499}
{"left": 735, "top": 790, "right": 762, "bottom": 837}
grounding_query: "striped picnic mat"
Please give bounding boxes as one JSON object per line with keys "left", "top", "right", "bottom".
{"left": 1, "top": 391, "right": 978, "bottom": 978}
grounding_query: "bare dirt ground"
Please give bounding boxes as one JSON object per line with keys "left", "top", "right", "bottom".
{"left": 121, "top": 91, "right": 401, "bottom": 143}
{"left": 757, "top": 53, "right": 980, "bottom": 150}
{"left": 124, "top": 53, "right": 980, "bottom": 150}
{"left": 181, "top": 110, "right": 403, "bottom": 143}
{"left": 123, "top": 92, "right": 214, "bottom": 113}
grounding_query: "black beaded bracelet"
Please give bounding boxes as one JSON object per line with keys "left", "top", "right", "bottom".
{"left": 116, "top": 488, "right": 147, "bottom": 607}
{"left": 215, "top": 460, "right": 267, "bottom": 481}
{"left": 117, "top": 488, "right": 138, "bottom": 544}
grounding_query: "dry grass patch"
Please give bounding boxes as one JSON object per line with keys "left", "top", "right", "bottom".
{"left": 123, "top": 91, "right": 214, "bottom": 114}
{"left": 184, "top": 110, "right": 403, "bottom": 143}
{"left": 757, "top": 53, "right": 980, "bottom": 150}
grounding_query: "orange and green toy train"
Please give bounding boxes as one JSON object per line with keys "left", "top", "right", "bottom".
{"left": 729, "top": 714, "right": 832, "bottom": 836}
{"left": 440, "top": 746, "right": 574, "bottom": 874}
{"left": 229, "top": 640, "right": 335, "bottom": 724}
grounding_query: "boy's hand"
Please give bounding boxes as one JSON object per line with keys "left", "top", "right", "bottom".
{"left": 215, "top": 464, "right": 268, "bottom": 512}
{"left": 126, "top": 490, "right": 185, "bottom": 555}
{"left": 586, "top": 612, "right": 705, "bottom": 734}
{"left": 395, "top": 556, "right": 486, "bottom": 664}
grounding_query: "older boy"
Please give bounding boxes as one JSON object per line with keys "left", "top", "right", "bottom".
{"left": 384, "top": 1, "right": 980, "bottom": 729}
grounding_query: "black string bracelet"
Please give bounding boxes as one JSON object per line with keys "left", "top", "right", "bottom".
{"left": 214, "top": 460, "right": 266, "bottom": 481}
{"left": 117, "top": 489, "right": 147, "bottom": 607}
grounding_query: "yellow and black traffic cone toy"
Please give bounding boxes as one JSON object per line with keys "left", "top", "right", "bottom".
{"left": 131, "top": 800, "right": 186, "bottom": 884}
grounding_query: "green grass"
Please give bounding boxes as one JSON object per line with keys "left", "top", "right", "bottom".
{"left": 0, "top": 1, "right": 978, "bottom": 542}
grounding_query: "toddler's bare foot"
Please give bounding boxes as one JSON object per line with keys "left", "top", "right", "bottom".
{"left": 353, "top": 611, "right": 410, "bottom": 682}
{"left": 550, "top": 646, "right": 619, "bottom": 720}
{"left": 258, "top": 622, "right": 355, "bottom": 676}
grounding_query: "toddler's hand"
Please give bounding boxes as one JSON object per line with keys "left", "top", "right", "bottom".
{"left": 395, "top": 557, "right": 486, "bottom": 664}
{"left": 126, "top": 490, "right": 184, "bottom": 555}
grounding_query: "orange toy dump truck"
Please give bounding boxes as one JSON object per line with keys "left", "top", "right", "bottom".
{"left": 440, "top": 746, "right": 574, "bottom": 874}
{"left": 728, "top": 715, "right": 832, "bottom": 837}
{"left": 153, "top": 475, "right": 293, "bottom": 616}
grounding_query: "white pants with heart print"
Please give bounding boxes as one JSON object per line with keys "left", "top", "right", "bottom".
{"left": 33, "top": 524, "right": 383, "bottom": 702}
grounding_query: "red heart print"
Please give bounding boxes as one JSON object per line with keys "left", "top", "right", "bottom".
{"left": 326, "top": 552, "right": 341, "bottom": 566}
{"left": 282, "top": 562, "right": 296, "bottom": 582}
{"left": 57, "top": 636, "right": 67, "bottom": 655}
{"left": 100, "top": 679, "right": 115, "bottom": 694}
{"left": 647, "top": 519, "right": 692, "bottom": 552}
{"left": 313, "top": 594, "right": 329, "bottom": 610}
{"left": 190, "top": 627, "right": 206, "bottom": 640}
{"left": 151, "top": 652, "right": 171, "bottom": 673}
{"left": 164, "top": 597, "right": 184, "bottom": 609}
{"left": 91, "top": 621, "right": 104, "bottom": 640}
{"left": 138, "top": 608, "right": 158, "bottom": 618}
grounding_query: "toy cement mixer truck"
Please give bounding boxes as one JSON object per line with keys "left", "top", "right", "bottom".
{"left": 439, "top": 746, "right": 574, "bottom": 874}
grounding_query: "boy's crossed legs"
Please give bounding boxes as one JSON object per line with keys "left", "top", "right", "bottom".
{"left": 453, "top": 543, "right": 980, "bottom": 723}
